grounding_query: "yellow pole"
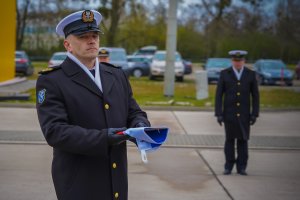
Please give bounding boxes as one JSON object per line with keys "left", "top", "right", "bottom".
{"left": 0, "top": 1, "right": 16, "bottom": 82}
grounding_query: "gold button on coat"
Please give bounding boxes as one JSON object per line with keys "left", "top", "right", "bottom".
{"left": 237, "top": 92, "right": 240, "bottom": 96}
{"left": 114, "top": 192, "right": 119, "bottom": 198}
{"left": 104, "top": 104, "right": 109, "bottom": 109}
{"left": 237, "top": 113, "right": 240, "bottom": 117}
{"left": 112, "top": 163, "right": 117, "bottom": 169}
{"left": 237, "top": 82, "right": 241, "bottom": 85}
{"left": 237, "top": 102, "right": 240, "bottom": 106}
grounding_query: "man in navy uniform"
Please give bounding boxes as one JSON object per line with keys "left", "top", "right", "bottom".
{"left": 215, "top": 50, "right": 259, "bottom": 176}
{"left": 98, "top": 48, "right": 110, "bottom": 62}
{"left": 36, "top": 10, "right": 150, "bottom": 200}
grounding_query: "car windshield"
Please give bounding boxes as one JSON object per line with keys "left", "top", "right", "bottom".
{"left": 15, "top": 53, "right": 23, "bottom": 58}
{"left": 52, "top": 54, "right": 67, "bottom": 60}
{"left": 206, "top": 59, "right": 231, "bottom": 68}
{"left": 136, "top": 50, "right": 156, "bottom": 56}
{"left": 153, "top": 53, "right": 181, "bottom": 61}
{"left": 110, "top": 51, "right": 127, "bottom": 61}
{"left": 261, "top": 61, "right": 286, "bottom": 70}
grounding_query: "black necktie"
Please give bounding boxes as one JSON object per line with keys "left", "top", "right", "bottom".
{"left": 89, "top": 69, "right": 95, "bottom": 77}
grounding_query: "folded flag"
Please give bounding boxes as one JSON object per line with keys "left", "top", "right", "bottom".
{"left": 118, "top": 127, "right": 169, "bottom": 163}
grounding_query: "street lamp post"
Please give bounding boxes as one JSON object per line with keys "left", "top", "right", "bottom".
{"left": 164, "top": 0, "right": 178, "bottom": 97}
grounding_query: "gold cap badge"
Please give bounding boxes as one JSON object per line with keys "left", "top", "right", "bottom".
{"left": 82, "top": 10, "right": 94, "bottom": 23}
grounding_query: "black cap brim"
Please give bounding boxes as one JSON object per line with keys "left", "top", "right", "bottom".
{"left": 72, "top": 28, "right": 101, "bottom": 36}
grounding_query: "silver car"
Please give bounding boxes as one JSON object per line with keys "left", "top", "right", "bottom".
{"left": 149, "top": 50, "right": 184, "bottom": 82}
{"left": 48, "top": 52, "right": 67, "bottom": 68}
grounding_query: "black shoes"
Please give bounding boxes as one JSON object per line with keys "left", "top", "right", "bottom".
{"left": 223, "top": 169, "right": 248, "bottom": 175}
{"left": 238, "top": 170, "right": 248, "bottom": 176}
{"left": 223, "top": 169, "right": 232, "bottom": 175}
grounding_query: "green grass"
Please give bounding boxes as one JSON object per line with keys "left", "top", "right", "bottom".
{"left": 27, "top": 61, "right": 49, "bottom": 80}
{"left": 130, "top": 77, "right": 300, "bottom": 108}
{"left": 259, "top": 88, "right": 300, "bottom": 108}
{"left": 130, "top": 77, "right": 214, "bottom": 107}
{"left": 5, "top": 61, "right": 300, "bottom": 108}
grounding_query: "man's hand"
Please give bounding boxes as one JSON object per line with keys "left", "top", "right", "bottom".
{"left": 250, "top": 116, "right": 256, "bottom": 125}
{"left": 135, "top": 122, "right": 148, "bottom": 127}
{"left": 217, "top": 116, "right": 223, "bottom": 126}
{"left": 107, "top": 127, "right": 130, "bottom": 146}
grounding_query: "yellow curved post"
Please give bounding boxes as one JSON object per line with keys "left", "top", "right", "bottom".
{"left": 0, "top": 1, "right": 16, "bottom": 82}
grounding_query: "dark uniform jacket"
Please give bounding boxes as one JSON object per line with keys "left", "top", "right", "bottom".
{"left": 36, "top": 57, "right": 150, "bottom": 200}
{"left": 215, "top": 67, "right": 259, "bottom": 140}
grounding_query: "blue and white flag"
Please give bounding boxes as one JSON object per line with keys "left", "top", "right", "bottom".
{"left": 120, "top": 127, "right": 169, "bottom": 163}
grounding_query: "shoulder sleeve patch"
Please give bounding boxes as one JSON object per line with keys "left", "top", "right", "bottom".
{"left": 38, "top": 66, "right": 61, "bottom": 75}
{"left": 100, "top": 62, "right": 121, "bottom": 68}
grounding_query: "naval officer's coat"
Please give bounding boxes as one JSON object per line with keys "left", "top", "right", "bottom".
{"left": 36, "top": 57, "right": 150, "bottom": 200}
{"left": 215, "top": 67, "right": 259, "bottom": 140}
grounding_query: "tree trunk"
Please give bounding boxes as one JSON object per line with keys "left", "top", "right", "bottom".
{"left": 16, "top": 0, "right": 30, "bottom": 50}
{"left": 107, "top": 0, "right": 125, "bottom": 46}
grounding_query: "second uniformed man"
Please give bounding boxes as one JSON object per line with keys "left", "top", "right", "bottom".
{"left": 215, "top": 50, "right": 259, "bottom": 176}
{"left": 36, "top": 10, "right": 150, "bottom": 200}
{"left": 98, "top": 48, "right": 110, "bottom": 63}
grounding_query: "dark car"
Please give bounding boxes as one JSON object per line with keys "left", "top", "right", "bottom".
{"left": 253, "top": 59, "right": 293, "bottom": 86}
{"left": 15, "top": 51, "right": 33, "bottom": 76}
{"left": 295, "top": 61, "right": 300, "bottom": 80}
{"left": 182, "top": 59, "right": 193, "bottom": 75}
{"left": 204, "top": 58, "right": 231, "bottom": 83}
{"left": 127, "top": 55, "right": 150, "bottom": 78}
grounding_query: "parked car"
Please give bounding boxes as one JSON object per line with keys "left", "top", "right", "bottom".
{"left": 182, "top": 59, "right": 193, "bottom": 75}
{"left": 127, "top": 55, "right": 150, "bottom": 78}
{"left": 48, "top": 52, "right": 67, "bottom": 67}
{"left": 99, "top": 47, "right": 129, "bottom": 75}
{"left": 295, "top": 61, "right": 300, "bottom": 80}
{"left": 133, "top": 45, "right": 157, "bottom": 59}
{"left": 253, "top": 59, "right": 293, "bottom": 86}
{"left": 15, "top": 51, "right": 34, "bottom": 76}
{"left": 149, "top": 50, "right": 184, "bottom": 82}
{"left": 204, "top": 58, "right": 231, "bottom": 83}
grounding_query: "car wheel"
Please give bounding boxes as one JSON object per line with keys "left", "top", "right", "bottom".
{"left": 286, "top": 81, "right": 293, "bottom": 86}
{"left": 258, "top": 76, "right": 264, "bottom": 85}
{"left": 25, "top": 67, "right": 33, "bottom": 76}
{"left": 149, "top": 74, "right": 155, "bottom": 80}
{"left": 176, "top": 76, "right": 184, "bottom": 82}
{"left": 133, "top": 68, "right": 143, "bottom": 78}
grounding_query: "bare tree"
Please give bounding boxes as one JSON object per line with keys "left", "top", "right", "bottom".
{"left": 99, "top": 0, "right": 126, "bottom": 46}
{"left": 16, "top": 0, "right": 31, "bottom": 50}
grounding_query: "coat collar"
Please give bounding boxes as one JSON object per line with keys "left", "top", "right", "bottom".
{"left": 61, "top": 57, "right": 103, "bottom": 98}
{"left": 227, "top": 66, "right": 249, "bottom": 81}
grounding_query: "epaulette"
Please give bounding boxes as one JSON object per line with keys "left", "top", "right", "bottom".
{"left": 100, "top": 62, "right": 121, "bottom": 68}
{"left": 38, "top": 66, "right": 61, "bottom": 75}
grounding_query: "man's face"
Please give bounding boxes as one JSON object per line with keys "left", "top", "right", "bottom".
{"left": 98, "top": 56, "right": 109, "bottom": 63}
{"left": 232, "top": 59, "right": 245, "bottom": 70}
{"left": 64, "top": 32, "right": 99, "bottom": 61}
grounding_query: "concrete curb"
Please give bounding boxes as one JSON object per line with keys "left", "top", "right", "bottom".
{"left": 0, "top": 77, "right": 27, "bottom": 87}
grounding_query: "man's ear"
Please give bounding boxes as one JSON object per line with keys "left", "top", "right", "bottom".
{"left": 63, "top": 39, "right": 71, "bottom": 52}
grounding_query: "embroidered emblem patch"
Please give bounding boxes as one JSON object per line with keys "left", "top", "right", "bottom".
{"left": 38, "top": 89, "right": 46, "bottom": 104}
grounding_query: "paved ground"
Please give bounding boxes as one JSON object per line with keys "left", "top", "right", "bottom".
{"left": 0, "top": 107, "right": 300, "bottom": 200}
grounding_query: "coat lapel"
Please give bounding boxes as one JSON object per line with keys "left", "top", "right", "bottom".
{"left": 61, "top": 57, "right": 103, "bottom": 98}
{"left": 228, "top": 67, "right": 238, "bottom": 81}
{"left": 240, "top": 67, "right": 248, "bottom": 81}
{"left": 100, "top": 63, "right": 115, "bottom": 95}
